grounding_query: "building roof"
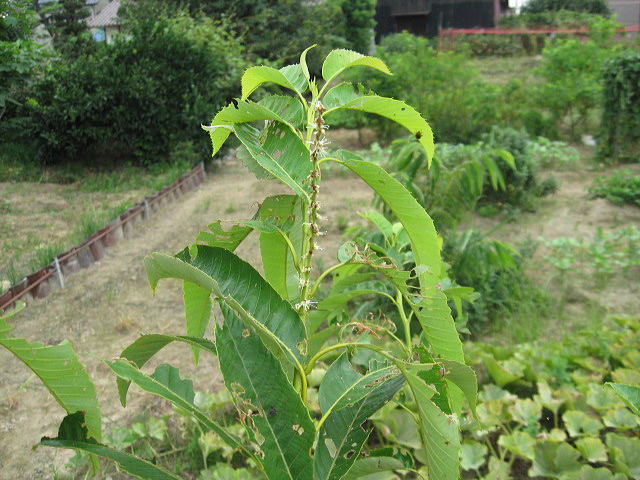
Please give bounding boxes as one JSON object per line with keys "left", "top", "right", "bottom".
{"left": 87, "top": 0, "right": 120, "bottom": 28}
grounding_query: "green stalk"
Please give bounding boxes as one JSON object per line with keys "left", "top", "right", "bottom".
{"left": 396, "top": 289, "right": 412, "bottom": 351}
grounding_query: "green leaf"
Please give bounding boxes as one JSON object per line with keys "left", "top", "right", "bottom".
{"left": 325, "top": 92, "right": 434, "bottom": 165}
{"left": 321, "top": 49, "right": 391, "bottom": 85}
{"left": 606, "top": 433, "right": 640, "bottom": 477}
{"left": 567, "top": 465, "right": 628, "bottom": 480}
{"left": 183, "top": 281, "right": 211, "bottom": 364}
{"left": 315, "top": 354, "right": 405, "bottom": 480}
{"left": 259, "top": 95, "right": 306, "bottom": 128}
{"left": 575, "top": 437, "right": 607, "bottom": 463}
{"left": 498, "top": 431, "right": 536, "bottom": 461}
{"left": 330, "top": 152, "right": 463, "bottom": 363}
{"left": 342, "top": 456, "right": 406, "bottom": 480}
{"left": 509, "top": 398, "right": 542, "bottom": 427}
{"left": 40, "top": 412, "right": 180, "bottom": 480}
{"left": 602, "top": 407, "right": 640, "bottom": 429}
{"left": 196, "top": 221, "right": 253, "bottom": 251}
{"left": 234, "top": 122, "right": 310, "bottom": 199}
{"left": 144, "top": 246, "right": 307, "bottom": 365}
{"left": 563, "top": 410, "right": 603, "bottom": 437}
{"left": 115, "top": 334, "right": 215, "bottom": 406}
{"left": 0, "top": 308, "right": 102, "bottom": 441}
{"left": 404, "top": 364, "right": 460, "bottom": 480}
{"left": 216, "top": 316, "right": 314, "bottom": 480}
{"left": 204, "top": 99, "right": 296, "bottom": 156}
{"left": 258, "top": 195, "right": 300, "bottom": 299}
{"left": 359, "top": 210, "right": 394, "bottom": 243}
{"left": 606, "top": 382, "right": 640, "bottom": 416}
{"left": 441, "top": 359, "right": 478, "bottom": 416}
{"left": 241, "top": 64, "right": 307, "bottom": 100}
{"left": 529, "top": 441, "right": 581, "bottom": 479}
{"left": 460, "top": 441, "right": 487, "bottom": 471}
{"left": 108, "top": 359, "right": 253, "bottom": 461}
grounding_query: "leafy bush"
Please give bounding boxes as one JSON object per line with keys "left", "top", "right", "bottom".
{"left": 534, "top": 39, "right": 611, "bottom": 139}
{"left": 599, "top": 52, "right": 640, "bottom": 163}
{"left": 589, "top": 170, "right": 640, "bottom": 207}
{"left": 500, "top": 9, "right": 609, "bottom": 28}
{"left": 460, "top": 314, "right": 640, "bottom": 479}
{"left": 452, "top": 34, "right": 529, "bottom": 57}
{"left": 443, "top": 230, "right": 547, "bottom": 335}
{"left": 2, "top": 48, "right": 474, "bottom": 480}
{"left": 360, "top": 33, "right": 502, "bottom": 143}
{"left": 521, "top": 0, "right": 610, "bottom": 14}
{"left": 25, "top": 13, "right": 245, "bottom": 166}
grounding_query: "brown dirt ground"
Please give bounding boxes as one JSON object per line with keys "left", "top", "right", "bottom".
{"left": 0, "top": 153, "right": 374, "bottom": 479}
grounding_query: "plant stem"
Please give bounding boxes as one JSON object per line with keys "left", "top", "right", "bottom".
{"left": 297, "top": 101, "right": 326, "bottom": 318}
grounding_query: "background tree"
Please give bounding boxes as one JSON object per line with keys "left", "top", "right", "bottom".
{"left": 47, "top": 0, "right": 94, "bottom": 57}
{"left": 522, "top": 0, "right": 610, "bottom": 15}
{"left": 341, "top": 0, "right": 376, "bottom": 54}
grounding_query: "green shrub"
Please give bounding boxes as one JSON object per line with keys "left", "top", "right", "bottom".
{"left": 599, "top": 52, "right": 640, "bottom": 163}
{"left": 589, "top": 170, "right": 640, "bottom": 206}
{"left": 534, "top": 38, "right": 611, "bottom": 139}
{"left": 452, "top": 34, "right": 529, "bottom": 57}
{"left": 25, "top": 13, "right": 245, "bottom": 166}
{"left": 521, "top": 0, "right": 610, "bottom": 14}
{"left": 359, "top": 33, "right": 502, "bottom": 143}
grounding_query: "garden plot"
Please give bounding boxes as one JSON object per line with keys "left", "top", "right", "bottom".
{"left": 0, "top": 163, "right": 373, "bottom": 479}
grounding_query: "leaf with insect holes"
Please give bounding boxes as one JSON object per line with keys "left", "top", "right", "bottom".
{"left": 216, "top": 314, "right": 314, "bottom": 480}
{"left": 324, "top": 85, "right": 434, "bottom": 165}
{"left": 108, "top": 357, "right": 254, "bottom": 461}
{"left": 0, "top": 305, "right": 102, "bottom": 441}
{"left": 330, "top": 151, "right": 465, "bottom": 410}
{"left": 41, "top": 412, "right": 180, "bottom": 480}
{"left": 403, "top": 363, "right": 461, "bottom": 480}
{"left": 145, "top": 246, "right": 308, "bottom": 367}
{"left": 234, "top": 122, "right": 311, "bottom": 199}
{"left": 315, "top": 354, "right": 405, "bottom": 480}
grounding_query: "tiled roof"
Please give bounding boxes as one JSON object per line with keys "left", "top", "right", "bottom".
{"left": 87, "top": 0, "right": 120, "bottom": 28}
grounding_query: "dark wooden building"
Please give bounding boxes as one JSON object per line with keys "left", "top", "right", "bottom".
{"left": 376, "top": 0, "right": 503, "bottom": 39}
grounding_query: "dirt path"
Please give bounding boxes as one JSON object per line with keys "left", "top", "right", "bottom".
{"left": 0, "top": 162, "right": 373, "bottom": 479}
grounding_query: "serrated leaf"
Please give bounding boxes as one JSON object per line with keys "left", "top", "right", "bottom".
{"left": 359, "top": 210, "right": 394, "bottom": 242}
{"left": 259, "top": 95, "right": 306, "bottom": 128}
{"left": 330, "top": 152, "right": 463, "bottom": 365}
{"left": 0, "top": 309, "right": 102, "bottom": 441}
{"left": 241, "top": 65, "right": 307, "bottom": 100}
{"left": 603, "top": 407, "right": 639, "bottom": 429}
{"left": 204, "top": 99, "right": 296, "bottom": 156}
{"left": 315, "top": 354, "right": 405, "bottom": 480}
{"left": 40, "top": 412, "right": 180, "bottom": 480}
{"left": 404, "top": 364, "right": 460, "bottom": 480}
{"left": 196, "top": 221, "right": 253, "bottom": 251}
{"left": 567, "top": 465, "right": 628, "bottom": 480}
{"left": 107, "top": 359, "right": 252, "bottom": 460}
{"left": 234, "top": 122, "right": 310, "bottom": 199}
{"left": 321, "top": 49, "right": 391, "bottom": 84}
{"left": 325, "top": 93, "right": 434, "bottom": 164}
{"left": 216, "top": 315, "right": 314, "bottom": 480}
{"left": 606, "top": 382, "right": 640, "bottom": 416}
{"left": 144, "top": 246, "right": 307, "bottom": 366}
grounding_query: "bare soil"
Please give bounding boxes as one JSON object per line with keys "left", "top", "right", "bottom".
{"left": 0, "top": 160, "right": 373, "bottom": 479}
